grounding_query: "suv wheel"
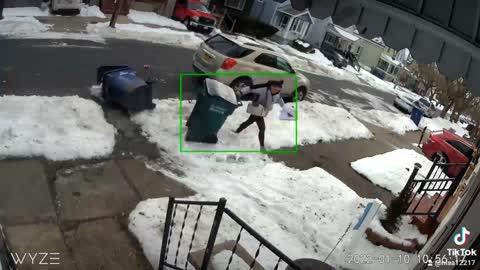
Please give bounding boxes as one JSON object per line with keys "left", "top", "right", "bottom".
{"left": 230, "top": 77, "right": 252, "bottom": 91}
{"left": 434, "top": 152, "right": 448, "bottom": 164}
{"left": 230, "top": 77, "right": 253, "bottom": 101}
{"left": 184, "top": 18, "right": 190, "bottom": 28}
{"left": 295, "top": 86, "right": 307, "bottom": 101}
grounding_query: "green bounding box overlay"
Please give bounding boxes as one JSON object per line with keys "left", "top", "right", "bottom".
{"left": 179, "top": 72, "right": 298, "bottom": 154}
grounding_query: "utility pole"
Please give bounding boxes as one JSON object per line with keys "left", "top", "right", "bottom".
{"left": 109, "top": 0, "right": 123, "bottom": 28}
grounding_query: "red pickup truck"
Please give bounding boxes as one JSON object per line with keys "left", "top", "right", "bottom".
{"left": 174, "top": 0, "right": 216, "bottom": 33}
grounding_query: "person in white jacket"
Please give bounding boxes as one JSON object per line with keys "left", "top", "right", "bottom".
{"left": 235, "top": 80, "right": 285, "bottom": 151}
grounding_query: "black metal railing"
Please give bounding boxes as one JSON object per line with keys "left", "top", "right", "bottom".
{"left": 158, "top": 197, "right": 301, "bottom": 270}
{"left": 403, "top": 156, "right": 468, "bottom": 219}
{"left": 0, "top": 224, "right": 16, "bottom": 270}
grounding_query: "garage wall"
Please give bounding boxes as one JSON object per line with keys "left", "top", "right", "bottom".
{"left": 357, "top": 39, "right": 384, "bottom": 70}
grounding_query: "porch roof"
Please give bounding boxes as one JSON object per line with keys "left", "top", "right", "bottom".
{"left": 331, "top": 25, "right": 360, "bottom": 42}
{"left": 277, "top": 6, "right": 314, "bottom": 24}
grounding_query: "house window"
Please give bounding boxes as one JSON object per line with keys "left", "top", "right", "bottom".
{"left": 324, "top": 32, "right": 338, "bottom": 46}
{"left": 377, "top": 59, "right": 389, "bottom": 72}
{"left": 225, "top": 0, "right": 247, "bottom": 10}
{"left": 446, "top": 140, "right": 473, "bottom": 158}
{"left": 275, "top": 13, "right": 291, "bottom": 29}
{"left": 289, "top": 18, "right": 305, "bottom": 33}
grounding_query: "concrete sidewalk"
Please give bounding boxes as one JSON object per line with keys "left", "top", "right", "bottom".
{"left": 32, "top": 13, "right": 191, "bottom": 34}
{"left": 0, "top": 158, "right": 194, "bottom": 270}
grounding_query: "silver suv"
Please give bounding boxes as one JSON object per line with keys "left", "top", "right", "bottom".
{"left": 193, "top": 34, "right": 311, "bottom": 101}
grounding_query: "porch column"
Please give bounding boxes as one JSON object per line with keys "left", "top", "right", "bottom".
{"left": 284, "top": 17, "right": 294, "bottom": 39}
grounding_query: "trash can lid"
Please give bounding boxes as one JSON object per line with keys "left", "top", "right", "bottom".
{"left": 205, "top": 78, "right": 237, "bottom": 105}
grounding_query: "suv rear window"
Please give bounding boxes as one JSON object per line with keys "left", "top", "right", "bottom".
{"left": 254, "top": 53, "right": 294, "bottom": 73}
{"left": 446, "top": 140, "right": 473, "bottom": 158}
{"left": 420, "top": 98, "right": 431, "bottom": 107}
{"left": 205, "top": 35, "right": 254, "bottom": 58}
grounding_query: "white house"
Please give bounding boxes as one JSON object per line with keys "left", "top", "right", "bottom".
{"left": 270, "top": 5, "right": 314, "bottom": 42}
{"left": 249, "top": 0, "right": 314, "bottom": 43}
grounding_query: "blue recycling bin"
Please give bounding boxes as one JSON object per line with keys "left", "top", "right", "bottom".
{"left": 410, "top": 106, "right": 424, "bottom": 126}
{"left": 97, "top": 66, "right": 155, "bottom": 113}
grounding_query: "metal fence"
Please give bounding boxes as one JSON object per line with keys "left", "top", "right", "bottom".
{"left": 0, "top": 224, "right": 16, "bottom": 270}
{"left": 158, "top": 197, "right": 301, "bottom": 270}
{"left": 403, "top": 156, "right": 468, "bottom": 219}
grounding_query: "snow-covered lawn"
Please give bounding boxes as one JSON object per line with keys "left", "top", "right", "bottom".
{"left": 129, "top": 99, "right": 422, "bottom": 270}
{"left": 419, "top": 117, "right": 468, "bottom": 137}
{"left": 351, "top": 108, "right": 418, "bottom": 135}
{"left": 0, "top": 16, "right": 106, "bottom": 42}
{"left": 351, "top": 149, "right": 438, "bottom": 195}
{"left": 3, "top": 7, "right": 50, "bottom": 17}
{"left": 128, "top": 10, "right": 186, "bottom": 30}
{"left": 87, "top": 22, "right": 203, "bottom": 49}
{"left": 133, "top": 99, "right": 372, "bottom": 151}
{"left": 0, "top": 96, "right": 116, "bottom": 160}
{"left": 0, "top": 16, "right": 50, "bottom": 34}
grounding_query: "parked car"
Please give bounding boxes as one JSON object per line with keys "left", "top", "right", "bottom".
{"left": 422, "top": 130, "right": 474, "bottom": 177}
{"left": 192, "top": 34, "right": 311, "bottom": 101}
{"left": 319, "top": 45, "right": 347, "bottom": 68}
{"left": 174, "top": 0, "right": 216, "bottom": 33}
{"left": 0, "top": 225, "right": 14, "bottom": 270}
{"left": 51, "top": 0, "right": 82, "bottom": 14}
{"left": 394, "top": 94, "right": 436, "bottom": 117}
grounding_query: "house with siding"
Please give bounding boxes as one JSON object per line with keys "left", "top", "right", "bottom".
{"left": 210, "top": 0, "right": 314, "bottom": 43}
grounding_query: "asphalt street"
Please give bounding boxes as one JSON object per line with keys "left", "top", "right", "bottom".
{"left": 0, "top": 38, "right": 397, "bottom": 110}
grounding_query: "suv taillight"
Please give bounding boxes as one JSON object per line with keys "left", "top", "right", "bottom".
{"left": 221, "top": 58, "right": 237, "bottom": 70}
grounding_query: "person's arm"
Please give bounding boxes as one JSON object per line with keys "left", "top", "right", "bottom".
{"left": 276, "top": 95, "right": 285, "bottom": 108}
{"left": 238, "top": 86, "right": 252, "bottom": 95}
{"left": 235, "top": 86, "right": 252, "bottom": 100}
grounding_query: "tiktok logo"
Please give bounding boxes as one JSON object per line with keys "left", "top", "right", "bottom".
{"left": 453, "top": 227, "right": 470, "bottom": 246}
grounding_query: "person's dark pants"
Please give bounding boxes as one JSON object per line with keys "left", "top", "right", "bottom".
{"left": 236, "top": 115, "right": 265, "bottom": 147}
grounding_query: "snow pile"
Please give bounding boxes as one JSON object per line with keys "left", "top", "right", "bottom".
{"left": 0, "top": 16, "right": 51, "bottom": 35}
{"left": 0, "top": 96, "right": 116, "bottom": 160}
{"left": 128, "top": 10, "right": 186, "bottom": 30}
{"left": 133, "top": 99, "right": 372, "bottom": 151}
{"left": 351, "top": 108, "right": 418, "bottom": 134}
{"left": 87, "top": 22, "right": 203, "bottom": 49}
{"left": 351, "top": 149, "right": 438, "bottom": 195}
{"left": 293, "top": 39, "right": 310, "bottom": 48}
{"left": 79, "top": 5, "right": 106, "bottom": 18}
{"left": 129, "top": 165, "right": 366, "bottom": 269}
{"left": 0, "top": 16, "right": 106, "bottom": 42}
{"left": 419, "top": 117, "right": 468, "bottom": 137}
{"left": 3, "top": 7, "right": 50, "bottom": 17}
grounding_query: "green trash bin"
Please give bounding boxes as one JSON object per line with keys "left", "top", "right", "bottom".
{"left": 186, "top": 79, "right": 240, "bottom": 143}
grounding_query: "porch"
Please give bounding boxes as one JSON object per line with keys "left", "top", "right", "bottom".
{"left": 271, "top": 5, "right": 313, "bottom": 42}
